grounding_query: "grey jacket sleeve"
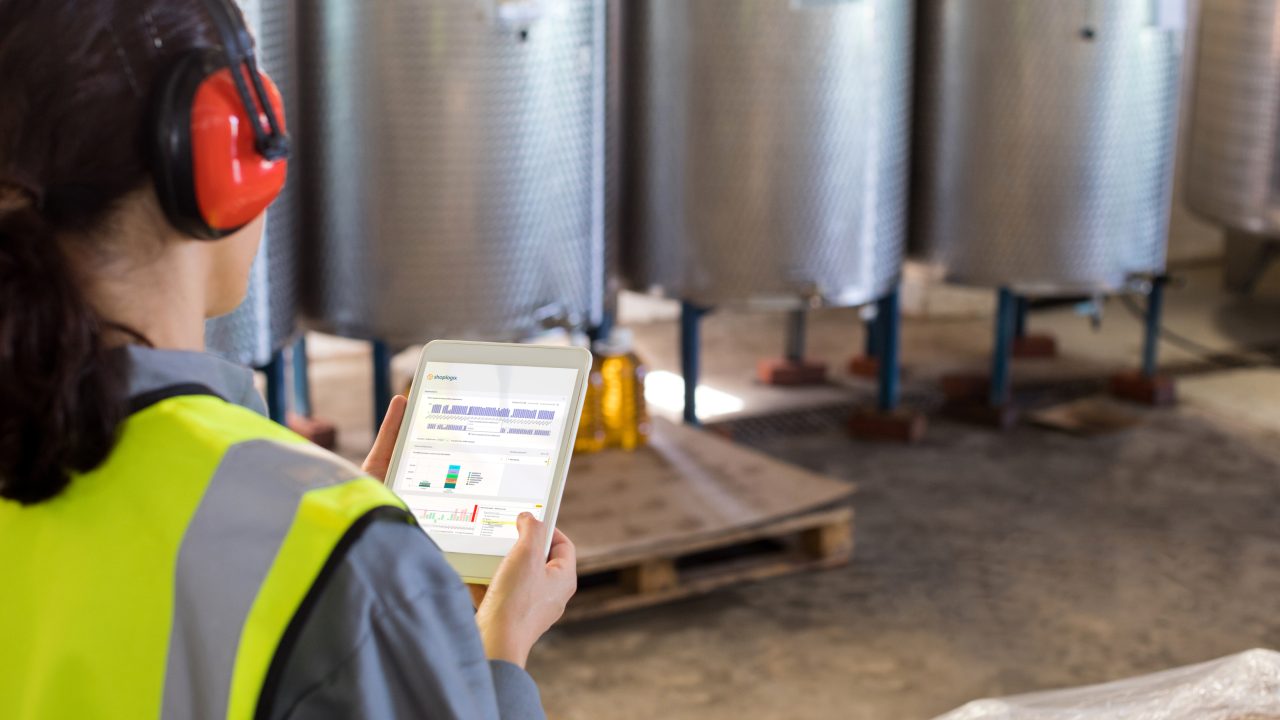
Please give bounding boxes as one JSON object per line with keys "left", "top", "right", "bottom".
{"left": 266, "top": 519, "right": 547, "bottom": 720}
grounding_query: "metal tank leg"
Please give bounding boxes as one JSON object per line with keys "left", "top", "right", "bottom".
{"left": 261, "top": 349, "right": 288, "bottom": 425}
{"left": 1141, "top": 275, "right": 1167, "bottom": 379}
{"left": 292, "top": 335, "right": 312, "bottom": 418}
{"left": 1013, "top": 296, "right": 1028, "bottom": 340}
{"left": 1110, "top": 275, "right": 1176, "bottom": 406}
{"left": 875, "top": 290, "right": 900, "bottom": 413}
{"left": 849, "top": 286, "right": 926, "bottom": 442}
{"left": 942, "top": 287, "right": 1020, "bottom": 428}
{"left": 760, "top": 308, "right": 827, "bottom": 386}
{"left": 680, "top": 301, "right": 708, "bottom": 425}
{"left": 373, "top": 339, "right": 392, "bottom": 432}
{"left": 989, "top": 288, "right": 1016, "bottom": 408}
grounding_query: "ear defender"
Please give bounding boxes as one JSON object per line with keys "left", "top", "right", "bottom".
{"left": 148, "top": 0, "right": 290, "bottom": 240}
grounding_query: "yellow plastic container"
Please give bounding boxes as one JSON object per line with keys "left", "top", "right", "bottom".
{"left": 575, "top": 354, "right": 606, "bottom": 453}
{"left": 595, "top": 329, "right": 650, "bottom": 450}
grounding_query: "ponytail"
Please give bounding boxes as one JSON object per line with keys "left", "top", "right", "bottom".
{"left": 0, "top": 0, "right": 221, "bottom": 503}
{"left": 0, "top": 199, "right": 129, "bottom": 504}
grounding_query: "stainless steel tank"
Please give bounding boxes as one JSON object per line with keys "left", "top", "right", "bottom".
{"left": 622, "top": 0, "right": 913, "bottom": 309}
{"left": 912, "top": 0, "right": 1185, "bottom": 294}
{"left": 204, "top": 0, "right": 300, "bottom": 367}
{"left": 1184, "top": 0, "right": 1280, "bottom": 236}
{"left": 297, "top": 0, "right": 608, "bottom": 349}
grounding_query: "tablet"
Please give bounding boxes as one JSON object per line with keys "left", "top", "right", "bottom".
{"left": 384, "top": 340, "right": 592, "bottom": 583}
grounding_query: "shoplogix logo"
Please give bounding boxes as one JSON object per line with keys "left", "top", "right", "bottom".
{"left": 425, "top": 373, "right": 458, "bottom": 382}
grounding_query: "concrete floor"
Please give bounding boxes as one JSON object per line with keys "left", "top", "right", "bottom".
{"left": 299, "top": 261, "right": 1280, "bottom": 719}
{"left": 527, "top": 265, "right": 1280, "bottom": 719}
{"left": 530, "top": 405, "right": 1280, "bottom": 719}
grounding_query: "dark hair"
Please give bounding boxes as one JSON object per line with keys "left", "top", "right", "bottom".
{"left": 0, "top": 0, "right": 220, "bottom": 503}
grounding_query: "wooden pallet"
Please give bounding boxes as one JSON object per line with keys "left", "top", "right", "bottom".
{"left": 561, "top": 504, "right": 853, "bottom": 622}
{"left": 553, "top": 417, "right": 856, "bottom": 622}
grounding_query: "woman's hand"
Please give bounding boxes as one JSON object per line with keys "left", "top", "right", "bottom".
{"left": 364, "top": 397, "right": 576, "bottom": 665}
{"left": 474, "top": 514, "right": 577, "bottom": 668}
{"left": 362, "top": 395, "right": 407, "bottom": 481}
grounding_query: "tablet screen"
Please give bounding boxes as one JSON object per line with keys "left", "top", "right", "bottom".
{"left": 391, "top": 361, "right": 579, "bottom": 556}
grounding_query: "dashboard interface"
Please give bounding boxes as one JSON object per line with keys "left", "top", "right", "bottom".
{"left": 392, "top": 361, "right": 579, "bottom": 556}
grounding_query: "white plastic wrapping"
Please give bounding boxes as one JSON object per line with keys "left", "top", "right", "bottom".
{"left": 934, "top": 649, "right": 1280, "bottom": 720}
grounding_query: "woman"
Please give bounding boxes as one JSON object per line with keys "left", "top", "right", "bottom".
{"left": 0, "top": 1, "right": 576, "bottom": 718}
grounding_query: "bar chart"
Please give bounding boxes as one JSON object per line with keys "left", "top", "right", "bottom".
{"left": 430, "top": 404, "right": 556, "bottom": 420}
{"left": 404, "top": 496, "right": 544, "bottom": 544}
{"left": 413, "top": 503, "right": 479, "bottom": 536}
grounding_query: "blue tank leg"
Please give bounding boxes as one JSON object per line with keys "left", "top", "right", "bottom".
{"left": 1142, "top": 275, "right": 1168, "bottom": 378}
{"left": 680, "top": 301, "right": 708, "bottom": 425}
{"left": 373, "top": 339, "right": 392, "bottom": 431}
{"left": 291, "top": 334, "right": 312, "bottom": 419}
{"left": 989, "top": 288, "right": 1016, "bottom": 408}
{"left": 262, "top": 349, "right": 288, "bottom": 425}
{"left": 849, "top": 284, "right": 926, "bottom": 441}
{"left": 876, "top": 288, "right": 901, "bottom": 413}
{"left": 1109, "top": 275, "right": 1175, "bottom": 405}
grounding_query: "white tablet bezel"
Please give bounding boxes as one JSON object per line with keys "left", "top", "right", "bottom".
{"left": 383, "top": 340, "right": 592, "bottom": 584}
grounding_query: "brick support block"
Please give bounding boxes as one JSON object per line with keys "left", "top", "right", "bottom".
{"left": 848, "top": 355, "right": 880, "bottom": 379}
{"left": 1109, "top": 371, "right": 1176, "bottom": 407}
{"left": 757, "top": 358, "right": 828, "bottom": 386}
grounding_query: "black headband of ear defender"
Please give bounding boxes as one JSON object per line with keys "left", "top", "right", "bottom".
{"left": 197, "top": 0, "right": 290, "bottom": 161}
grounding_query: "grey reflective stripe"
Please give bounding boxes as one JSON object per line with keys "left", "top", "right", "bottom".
{"left": 161, "top": 440, "right": 366, "bottom": 720}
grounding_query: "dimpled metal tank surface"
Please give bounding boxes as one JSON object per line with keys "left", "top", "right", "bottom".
{"left": 297, "top": 0, "right": 606, "bottom": 348}
{"left": 911, "top": 0, "right": 1184, "bottom": 294}
{"left": 1185, "top": 0, "right": 1280, "bottom": 236}
{"left": 622, "top": 0, "right": 913, "bottom": 309}
{"left": 205, "top": 0, "right": 300, "bottom": 367}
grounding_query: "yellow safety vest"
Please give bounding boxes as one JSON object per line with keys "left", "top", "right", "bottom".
{"left": 0, "top": 389, "right": 410, "bottom": 720}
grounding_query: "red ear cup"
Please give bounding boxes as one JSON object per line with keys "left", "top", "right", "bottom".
{"left": 190, "top": 67, "right": 287, "bottom": 232}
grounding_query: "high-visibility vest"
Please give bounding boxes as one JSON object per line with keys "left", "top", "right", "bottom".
{"left": 0, "top": 389, "right": 412, "bottom": 720}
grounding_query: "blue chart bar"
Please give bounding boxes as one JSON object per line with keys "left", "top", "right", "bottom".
{"left": 427, "top": 423, "right": 467, "bottom": 431}
{"left": 507, "top": 428, "right": 551, "bottom": 437}
{"left": 427, "top": 404, "right": 557, "bottom": 420}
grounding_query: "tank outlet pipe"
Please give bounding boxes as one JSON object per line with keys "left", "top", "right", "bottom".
{"left": 989, "top": 288, "right": 1017, "bottom": 407}
{"left": 876, "top": 287, "right": 902, "bottom": 413}
{"left": 680, "top": 301, "right": 710, "bottom": 425}
{"left": 1142, "top": 275, "right": 1169, "bottom": 379}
